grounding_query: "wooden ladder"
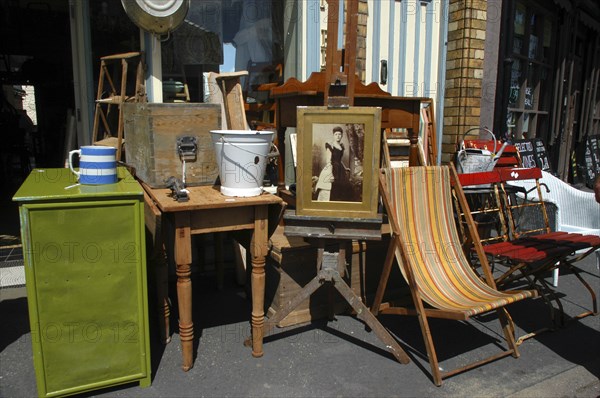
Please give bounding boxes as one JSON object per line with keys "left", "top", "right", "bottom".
{"left": 382, "top": 130, "right": 411, "bottom": 168}
{"left": 91, "top": 52, "right": 146, "bottom": 160}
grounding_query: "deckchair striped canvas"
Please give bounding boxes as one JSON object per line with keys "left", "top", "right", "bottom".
{"left": 376, "top": 165, "right": 537, "bottom": 385}
{"left": 384, "top": 166, "right": 535, "bottom": 317}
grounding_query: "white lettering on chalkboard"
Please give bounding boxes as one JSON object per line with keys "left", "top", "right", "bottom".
{"left": 524, "top": 87, "right": 533, "bottom": 108}
{"left": 515, "top": 141, "right": 534, "bottom": 152}
{"left": 522, "top": 154, "right": 536, "bottom": 168}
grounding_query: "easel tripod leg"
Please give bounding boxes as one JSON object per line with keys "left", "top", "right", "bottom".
{"left": 244, "top": 275, "right": 324, "bottom": 348}
{"left": 332, "top": 273, "right": 410, "bottom": 364}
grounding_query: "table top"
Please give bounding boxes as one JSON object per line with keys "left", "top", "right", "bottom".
{"left": 144, "top": 184, "right": 284, "bottom": 213}
{"left": 13, "top": 167, "right": 142, "bottom": 202}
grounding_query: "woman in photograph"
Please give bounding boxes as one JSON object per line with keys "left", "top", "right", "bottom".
{"left": 314, "top": 126, "right": 351, "bottom": 201}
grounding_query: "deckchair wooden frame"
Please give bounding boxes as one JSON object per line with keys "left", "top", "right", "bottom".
{"left": 452, "top": 173, "right": 510, "bottom": 250}
{"left": 457, "top": 168, "right": 600, "bottom": 324}
{"left": 372, "top": 164, "right": 537, "bottom": 386}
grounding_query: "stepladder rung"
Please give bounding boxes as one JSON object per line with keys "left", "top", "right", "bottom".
{"left": 91, "top": 52, "right": 146, "bottom": 160}
{"left": 94, "top": 137, "right": 122, "bottom": 149}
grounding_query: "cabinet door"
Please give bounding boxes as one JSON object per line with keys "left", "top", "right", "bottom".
{"left": 21, "top": 199, "right": 149, "bottom": 396}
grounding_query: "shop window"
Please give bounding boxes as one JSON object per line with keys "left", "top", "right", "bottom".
{"left": 89, "top": 0, "right": 140, "bottom": 86}
{"left": 502, "top": 1, "right": 555, "bottom": 142}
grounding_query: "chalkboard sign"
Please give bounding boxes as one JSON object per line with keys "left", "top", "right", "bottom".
{"left": 514, "top": 138, "right": 552, "bottom": 171}
{"left": 579, "top": 135, "right": 600, "bottom": 188}
{"left": 533, "top": 138, "right": 551, "bottom": 171}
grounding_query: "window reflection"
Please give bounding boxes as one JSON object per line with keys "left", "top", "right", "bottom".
{"left": 161, "top": 0, "right": 283, "bottom": 103}
{"left": 504, "top": 1, "right": 555, "bottom": 141}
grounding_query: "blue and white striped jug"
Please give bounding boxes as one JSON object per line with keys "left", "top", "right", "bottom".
{"left": 68, "top": 146, "right": 117, "bottom": 184}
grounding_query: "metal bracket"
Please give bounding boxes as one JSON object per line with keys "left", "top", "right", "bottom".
{"left": 177, "top": 136, "right": 198, "bottom": 162}
{"left": 327, "top": 75, "right": 350, "bottom": 109}
{"left": 321, "top": 252, "right": 339, "bottom": 272}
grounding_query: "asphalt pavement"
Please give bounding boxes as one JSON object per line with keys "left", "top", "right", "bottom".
{"left": 1, "top": 245, "right": 599, "bottom": 398}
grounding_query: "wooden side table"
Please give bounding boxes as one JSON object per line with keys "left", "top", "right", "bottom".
{"left": 143, "top": 184, "right": 284, "bottom": 371}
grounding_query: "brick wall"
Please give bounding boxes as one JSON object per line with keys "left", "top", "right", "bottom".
{"left": 357, "top": 0, "right": 368, "bottom": 83}
{"left": 442, "top": 0, "right": 487, "bottom": 163}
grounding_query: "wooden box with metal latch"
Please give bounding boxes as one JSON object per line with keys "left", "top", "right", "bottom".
{"left": 123, "top": 102, "right": 221, "bottom": 188}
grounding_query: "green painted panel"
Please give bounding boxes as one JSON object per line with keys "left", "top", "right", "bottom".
{"left": 27, "top": 202, "right": 143, "bottom": 393}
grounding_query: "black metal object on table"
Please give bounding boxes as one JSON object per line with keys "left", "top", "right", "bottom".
{"left": 164, "top": 176, "right": 189, "bottom": 202}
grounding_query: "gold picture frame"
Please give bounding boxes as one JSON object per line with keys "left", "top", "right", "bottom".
{"left": 296, "top": 106, "right": 382, "bottom": 219}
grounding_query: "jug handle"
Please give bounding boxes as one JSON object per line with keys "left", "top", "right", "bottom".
{"left": 68, "top": 149, "right": 81, "bottom": 177}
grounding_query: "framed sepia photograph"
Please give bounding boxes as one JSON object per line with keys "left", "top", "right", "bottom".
{"left": 296, "top": 106, "right": 382, "bottom": 219}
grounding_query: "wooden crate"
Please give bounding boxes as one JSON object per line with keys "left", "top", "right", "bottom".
{"left": 123, "top": 103, "right": 221, "bottom": 188}
{"left": 265, "top": 226, "right": 407, "bottom": 327}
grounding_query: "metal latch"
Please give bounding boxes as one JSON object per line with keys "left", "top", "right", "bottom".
{"left": 177, "top": 136, "right": 198, "bottom": 162}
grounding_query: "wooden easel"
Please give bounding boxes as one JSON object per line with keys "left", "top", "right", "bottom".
{"left": 246, "top": 210, "right": 410, "bottom": 364}
{"left": 243, "top": 0, "right": 413, "bottom": 365}
{"left": 323, "top": 0, "right": 358, "bottom": 107}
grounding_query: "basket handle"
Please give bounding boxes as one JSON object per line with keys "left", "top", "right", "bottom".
{"left": 459, "top": 127, "right": 497, "bottom": 154}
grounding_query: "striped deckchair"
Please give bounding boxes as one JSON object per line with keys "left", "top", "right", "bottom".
{"left": 373, "top": 165, "right": 537, "bottom": 386}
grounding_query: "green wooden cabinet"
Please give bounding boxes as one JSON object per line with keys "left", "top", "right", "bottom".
{"left": 13, "top": 168, "right": 151, "bottom": 397}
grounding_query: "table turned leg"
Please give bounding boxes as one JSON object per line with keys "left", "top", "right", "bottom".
{"left": 215, "top": 232, "right": 225, "bottom": 290}
{"left": 250, "top": 205, "right": 269, "bottom": 357}
{"left": 174, "top": 213, "right": 194, "bottom": 371}
{"left": 155, "top": 240, "right": 171, "bottom": 344}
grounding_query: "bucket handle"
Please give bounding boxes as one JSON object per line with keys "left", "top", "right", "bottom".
{"left": 218, "top": 136, "right": 279, "bottom": 159}
{"left": 458, "top": 127, "right": 497, "bottom": 154}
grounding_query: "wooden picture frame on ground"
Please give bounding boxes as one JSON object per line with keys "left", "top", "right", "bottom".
{"left": 296, "top": 106, "right": 382, "bottom": 218}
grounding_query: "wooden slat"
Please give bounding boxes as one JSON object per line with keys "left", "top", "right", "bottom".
{"left": 190, "top": 207, "right": 254, "bottom": 233}
{"left": 283, "top": 210, "right": 383, "bottom": 241}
